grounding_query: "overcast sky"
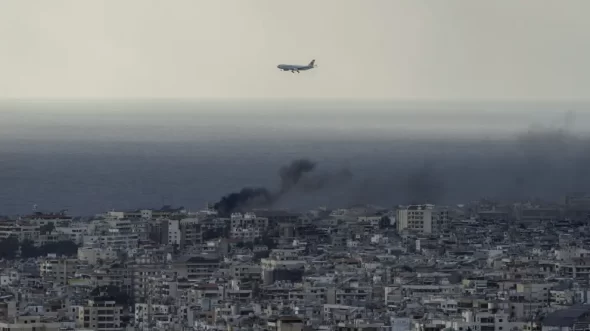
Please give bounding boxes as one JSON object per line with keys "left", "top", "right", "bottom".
{"left": 0, "top": 0, "right": 589, "bottom": 100}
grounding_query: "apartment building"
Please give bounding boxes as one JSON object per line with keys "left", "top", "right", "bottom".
{"left": 396, "top": 204, "right": 450, "bottom": 234}
{"left": 79, "top": 299, "right": 124, "bottom": 331}
{"left": 39, "top": 258, "right": 79, "bottom": 285}
{"left": 0, "top": 316, "right": 74, "bottom": 331}
{"left": 173, "top": 256, "right": 221, "bottom": 282}
{"left": 84, "top": 228, "right": 139, "bottom": 250}
{"left": 230, "top": 212, "right": 269, "bottom": 241}
{"left": 165, "top": 218, "right": 203, "bottom": 248}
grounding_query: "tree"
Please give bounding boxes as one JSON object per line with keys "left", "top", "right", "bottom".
{"left": 39, "top": 240, "right": 78, "bottom": 257}
{"left": 91, "top": 285, "right": 132, "bottom": 306}
{"left": 0, "top": 238, "right": 79, "bottom": 260}
{"left": 379, "top": 216, "right": 391, "bottom": 229}
{"left": 20, "top": 239, "right": 38, "bottom": 258}
{"left": 253, "top": 250, "right": 270, "bottom": 262}
{"left": 0, "top": 237, "right": 18, "bottom": 259}
{"left": 259, "top": 234, "right": 277, "bottom": 250}
{"left": 40, "top": 222, "right": 55, "bottom": 235}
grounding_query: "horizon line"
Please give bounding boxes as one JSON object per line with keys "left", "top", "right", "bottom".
{"left": 0, "top": 97, "right": 590, "bottom": 104}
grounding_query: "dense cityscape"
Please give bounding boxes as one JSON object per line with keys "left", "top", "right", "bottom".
{"left": 1, "top": 1, "right": 587, "bottom": 331}
{"left": 0, "top": 192, "right": 590, "bottom": 331}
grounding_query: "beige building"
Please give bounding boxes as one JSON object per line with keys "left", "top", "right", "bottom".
{"left": 79, "top": 299, "right": 123, "bottom": 331}
{"left": 39, "top": 258, "right": 79, "bottom": 285}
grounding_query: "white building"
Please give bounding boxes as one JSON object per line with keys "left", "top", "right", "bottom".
{"left": 230, "top": 212, "right": 268, "bottom": 241}
{"left": 84, "top": 228, "right": 139, "bottom": 250}
{"left": 167, "top": 219, "right": 181, "bottom": 246}
{"left": 135, "top": 303, "right": 172, "bottom": 324}
{"left": 396, "top": 204, "right": 449, "bottom": 234}
{"left": 77, "top": 246, "right": 119, "bottom": 265}
{"left": 55, "top": 223, "right": 89, "bottom": 244}
{"left": 443, "top": 311, "right": 511, "bottom": 331}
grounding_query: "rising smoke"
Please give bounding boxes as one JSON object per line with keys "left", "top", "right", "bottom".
{"left": 213, "top": 187, "right": 273, "bottom": 216}
{"left": 216, "top": 116, "right": 590, "bottom": 212}
{"left": 344, "top": 127, "right": 590, "bottom": 207}
{"left": 213, "top": 158, "right": 352, "bottom": 215}
{"left": 278, "top": 159, "right": 316, "bottom": 194}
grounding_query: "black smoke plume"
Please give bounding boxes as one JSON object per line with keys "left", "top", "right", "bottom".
{"left": 278, "top": 159, "right": 316, "bottom": 193}
{"left": 213, "top": 188, "right": 273, "bottom": 216}
{"left": 214, "top": 158, "right": 348, "bottom": 215}
{"left": 345, "top": 125, "right": 590, "bottom": 207}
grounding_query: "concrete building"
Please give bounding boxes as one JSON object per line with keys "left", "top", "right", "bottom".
{"left": 0, "top": 316, "right": 74, "bottom": 331}
{"left": 79, "top": 299, "right": 124, "bottom": 331}
{"left": 230, "top": 212, "right": 269, "bottom": 242}
{"left": 39, "top": 258, "right": 78, "bottom": 285}
{"left": 78, "top": 246, "right": 119, "bottom": 265}
{"left": 173, "top": 256, "right": 221, "bottom": 282}
{"left": 84, "top": 229, "right": 139, "bottom": 250}
{"left": 396, "top": 204, "right": 449, "bottom": 234}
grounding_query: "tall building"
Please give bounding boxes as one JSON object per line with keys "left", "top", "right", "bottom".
{"left": 159, "top": 218, "right": 203, "bottom": 248}
{"left": 80, "top": 299, "right": 124, "bottom": 331}
{"left": 230, "top": 213, "right": 269, "bottom": 242}
{"left": 39, "top": 258, "right": 79, "bottom": 285}
{"left": 179, "top": 218, "right": 203, "bottom": 249}
{"left": 396, "top": 204, "right": 449, "bottom": 234}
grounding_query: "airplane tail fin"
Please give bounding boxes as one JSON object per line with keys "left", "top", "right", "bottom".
{"left": 309, "top": 59, "right": 316, "bottom": 67}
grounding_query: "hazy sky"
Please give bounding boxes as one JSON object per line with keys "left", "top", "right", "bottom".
{"left": 1, "top": 0, "right": 589, "bottom": 100}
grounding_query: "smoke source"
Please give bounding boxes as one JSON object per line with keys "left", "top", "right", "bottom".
{"left": 213, "top": 188, "right": 273, "bottom": 216}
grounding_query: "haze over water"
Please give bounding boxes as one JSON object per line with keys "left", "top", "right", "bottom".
{"left": 1, "top": 100, "right": 589, "bottom": 216}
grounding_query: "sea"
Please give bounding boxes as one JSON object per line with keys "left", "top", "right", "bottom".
{"left": 1, "top": 99, "right": 589, "bottom": 216}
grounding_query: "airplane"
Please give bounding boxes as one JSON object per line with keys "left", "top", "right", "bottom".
{"left": 277, "top": 59, "right": 317, "bottom": 73}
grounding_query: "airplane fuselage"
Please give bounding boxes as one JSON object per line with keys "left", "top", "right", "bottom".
{"left": 277, "top": 64, "right": 313, "bottom": 71}
{"left": 277, "top": 60, "right": 316, "bottom": 73}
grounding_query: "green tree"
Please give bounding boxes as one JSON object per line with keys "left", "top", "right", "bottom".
{"left": 0, "top": 237, "right": 19, "bottom": 259}
{"left": 259, "top": 234, "right": 277, "bottom": 250}
{"left": 39, "top": 240, "right": 78, "bottom": 256}
{"left": 91, "top": 285, "right": 132, "bottom": 306}
{"left": 40, "top": 222, "right": 55, "bottom": 235}
{"left": 253, "top": 250, "right": 270, "bottom": 262}
{"left": 20, "top": 239, "right": 38, "bottom": 258}
{"left": 379, "top": 216, "right": 391, "bottom": 229}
